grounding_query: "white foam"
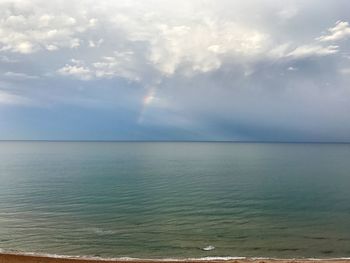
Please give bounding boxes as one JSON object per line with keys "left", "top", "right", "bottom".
{"left": 202, "top": 245, "right": 215, "bottom": 251}
{"left": 1, "top": 250, "right": 350, "bottom": 262}
{"left": 188, "top": 257, "right": 246, "bottom": 261}
{"left": 83, "top": 227, "right": 119, "bottom": 235}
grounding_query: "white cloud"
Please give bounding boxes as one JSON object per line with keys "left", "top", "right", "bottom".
{"left": 57, "top": 64, "right": 92, "bottom": 80}
{"left": 15, "top": 41, "right": 35, "bottom": 54}
{"left": 88, "top": 39, "right": 104, "bottom": 48}
{"left": 0, "top": 2, "right": 93, "bottom": 54}
{"left": 317, "top": 21, "right": 350, "bottom": 42}
{"left": 340, "top": 68, "right": 350, "bottom": 75}
{"left": 93, "top": 51, "right": 140, "bottom": 81}
{"left": 88, "top": 18, "right": 98, "bottom": 28}
{"left": 2, "top": 0, "right": 345, "bottom": 81}
{"left": 45, "top": 1, "right": 346, "bottom": 83}
{"left": 131, "top": 20, "right": 269, "bottom": 75}
{"left": 4, "top": 71, "right": 38, "bottom": 80}
{"left": 269, "top": 43, "right": 291, "bottom": 59}
{"left": 57, "top": 51, "right": 141, "bottom": 81}
{"left": 278, "top": 6, "right": 298, "bottom": 20}
{"left": 287, "top": 66, "right": 298, "bottom": 71}
{"left": 286, "top": 44, "right": 338, "bottom": 58}
{"left": 0, "top": 90, "right": 30, "bottom": 105}
{"left": 269, "top": 42, "right": 339, "bottom": 60}
{"left": 0, "top": 55, "right": 18, "bottom": 63}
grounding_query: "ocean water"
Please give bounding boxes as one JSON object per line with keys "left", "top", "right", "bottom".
{"left": 0, "top": 142, "right": 350, "bottom": 259}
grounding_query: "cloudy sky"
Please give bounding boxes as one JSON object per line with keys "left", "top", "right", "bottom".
{"left": 1, "top": 0, "right": 350, "bottom": 141}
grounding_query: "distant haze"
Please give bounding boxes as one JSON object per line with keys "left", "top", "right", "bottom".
{"left": 1, "top": 0, "right": 350, "bottom": 141}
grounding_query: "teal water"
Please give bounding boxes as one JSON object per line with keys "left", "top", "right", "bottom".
{"left": 0, "top": 142, "right": 350, "bottom": 259}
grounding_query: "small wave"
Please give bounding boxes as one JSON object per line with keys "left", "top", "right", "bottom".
{"left": 189, "top": 257, "right": 245, "bottom": 261}
{"left": 83, "top": 227, "right": 119, "bottom": 235}
{"left": 1, "top": 250, "right": 350, "bottom": 262}
{"left": 202, "top": 245, "right": 215, "bottom": 251}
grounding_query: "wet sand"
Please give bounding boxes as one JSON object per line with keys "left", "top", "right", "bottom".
{"left": 1, "top": 253, "right": 350, "bottom": 263}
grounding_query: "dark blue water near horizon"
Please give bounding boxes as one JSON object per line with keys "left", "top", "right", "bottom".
{"left": 0, "top": 142, "right": 350, "bottom": 259}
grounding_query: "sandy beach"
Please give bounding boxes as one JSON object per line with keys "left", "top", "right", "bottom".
{"left": 1, "top": 254, "right": 350, "bottom": 263}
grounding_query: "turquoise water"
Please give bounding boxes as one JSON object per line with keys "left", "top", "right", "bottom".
{"left": 0, "top": 142, "right": 350, "bottom": 259}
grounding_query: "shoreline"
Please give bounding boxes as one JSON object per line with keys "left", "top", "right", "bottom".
{"left": 1, "top": 253, "right": 350, "bottom": 263}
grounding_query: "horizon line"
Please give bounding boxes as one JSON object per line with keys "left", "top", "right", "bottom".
{"left": 0, "top": 140, "right": 350, "bottom": 144}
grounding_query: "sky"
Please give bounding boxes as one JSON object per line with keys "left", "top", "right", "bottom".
{"left": 1, "top": 0, "right": 350, "bottom": 141}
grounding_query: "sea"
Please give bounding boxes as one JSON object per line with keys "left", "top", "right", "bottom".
{"left": 0, "top": 141, "right": 350, "bottom": 259}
